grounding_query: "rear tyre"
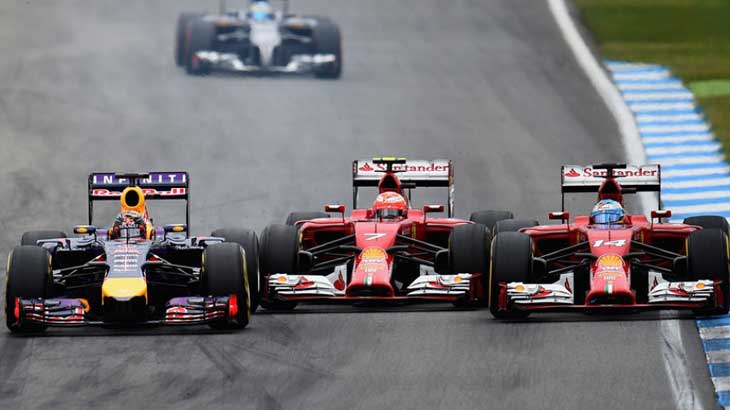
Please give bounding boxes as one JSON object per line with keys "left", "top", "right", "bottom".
{"left": 175, "top": 13, "right": 200, "bottom": 66}
{"left": 687, "top": 228, "right": 730, "bottom": 315}
{"left": 211, "top": 229, "right": 260, "bottom": 313}
{"left": 493, "top": 219, "right": 539, "bottom": 236}
{"left": 203, "top": 243, "right": 251, "bottom": 329}
{"left": 5, "top": 246, "right": 52, "bottom": 333}
{"left": 285, "top": 212, "right": 329, "bottom": 226}
{"left": 259, "top": 224, "right": 300, "bottom": 310}
{"left": 469, "top": 210, "right": 514, "bottom": 235}
{"left": 21, "top": 230, "right": 67, "bottom": 246}
{"left": 489, "top": 232, "right": 533, "bottom": 319}
{"left": 185, "top": 20, "right": 215, "bottom": 75}
{"left": 312, "top": 19, "right": 342, "bottom": 79}
{"left": 684, "top": 216, "right": 730, "bottom": 234}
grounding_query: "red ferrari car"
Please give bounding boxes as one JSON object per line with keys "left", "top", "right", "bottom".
{"left": 489, "top": 163, "right": 730, "bottom": 319}
{"left": 257, "top": 157, "right": 514, "bottom": 309}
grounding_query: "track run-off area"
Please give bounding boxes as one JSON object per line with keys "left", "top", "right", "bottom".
{"left": 0, "top": 1, "right": 718, "bottom": 409}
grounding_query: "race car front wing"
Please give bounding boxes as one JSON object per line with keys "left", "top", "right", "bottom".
{"left": 267, "top": 272, "right": 474, "bottom": 301}
{"left": 10, "top": 296, "right": 236, "bottom": 327}
{"left": 193, "top": 51, "right": 336, "bottom": 74}
{"left": 500, "top": 271, "right": 716, "bottom": 311}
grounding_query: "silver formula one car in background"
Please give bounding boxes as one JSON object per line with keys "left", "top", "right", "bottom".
{"left": 175, "top": 0, "right": 342, "bottom": 78}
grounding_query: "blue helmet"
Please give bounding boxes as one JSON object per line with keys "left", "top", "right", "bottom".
{"left": 250, "top": 1, "right": 273, "bottom": 21}
{"left": 591, "top": 199, "right": 625, "bottom": 224}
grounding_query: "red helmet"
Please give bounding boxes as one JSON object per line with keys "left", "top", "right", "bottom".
{"left": 373, "top": 192, "right": 407, "bottom": 219}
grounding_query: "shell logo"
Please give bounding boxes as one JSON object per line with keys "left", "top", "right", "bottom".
{"left": 361, "top": 247, "right": 387, "bottom": 261}
{"left": 597, "top": 254, "right": 623, "bottom": 270}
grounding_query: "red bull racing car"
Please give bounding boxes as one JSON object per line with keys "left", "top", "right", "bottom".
{"left": 258, "top": 157, "right": 515, "bottom": 309}
{"left": 5, "top": 172, "right": 258, "bottom": 333}
{"left": 489, "top": 163, "right": 730, "bottom": 319}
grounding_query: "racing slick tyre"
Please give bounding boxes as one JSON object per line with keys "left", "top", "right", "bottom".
{"left": 202, "top": 242, "right": 251, "bottom": 330}
{"left": 211, "top": 229, "right": 260, "bottom": 313}
{"left": 312, "top": 19, "right": 342, "bottom": 79}
{"left": 175, "top": 13, "right": 201, "bottom": 66}
{"left": 687, "top": 228, "right": 730, "bottom": 315}
{"left": 469, "top": 210, "right": 514, "bottom": 235}
{"left": 185, "top": 19, "right": 215, "bottom": 75}
{"left": 21, "top": 230, "right": 67, "bottom": 246}
{"left": 492, "top": 219, "right": 539, "bottom": 236}
{"left": 448, "top": 224, "right": 490, "bottom": 306}
{"left": 285, "top": 212, "right": 329, "bottom": 226}
{"left": 684, "top": 216, "right": 730, "bottom": 235}
{"left": 259, "top": 224, "right": 299, "bottom": 310}
{"left": 489, "top": 232, "right": 533, "bottom": 319}
{"left": 5, "top": 246, "right": 52, "bottom": 333}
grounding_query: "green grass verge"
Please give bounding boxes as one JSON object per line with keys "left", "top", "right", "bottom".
{"left": 574, "top": 0, "right": 730, "bottom": 153}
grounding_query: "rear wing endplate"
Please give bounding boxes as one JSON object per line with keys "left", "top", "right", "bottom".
{"left": 87, "top": 172, "right": 190, "bottom": 227}
{"left": 352, "top": 159, "right": 454, "bottom": 217}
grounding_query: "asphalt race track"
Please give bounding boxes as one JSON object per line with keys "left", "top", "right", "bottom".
{"left": 0, "top": 1, "right": 717, "bottom": 409}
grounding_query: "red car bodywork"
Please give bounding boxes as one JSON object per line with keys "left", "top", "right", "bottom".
{"left": 261, "top": 159, "right": 486, "bottom": 306}
{"left": 491, "top": 164, "right": 724, "bottom": 317}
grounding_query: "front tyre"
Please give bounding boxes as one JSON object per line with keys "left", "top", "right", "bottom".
{"left": 203, "top": 243, "right": 251, "bottom": 329}
{"left": 489, "top": 232, "right": 533, "bottom": 319}
{"left": 211, "top": 228, "right": 260, "bottom": 313}
{"left": 259, "top": 225, "right": 300, "bottom": 310}
{"left": 312, "top": 19, "right": 342, "bottom": 79}
{"left": 186, "top": 20, "right": 215, "bottom": 75}
{"left": 21, "top": 230, "right": 67, "bottom": 246}
{"left": 175, "top": 13, "right": 201, "bottom": 66}
{"left": 687, "top": 228, "right": 730, "bottom": 315}
{"left": 447, "top": 224, "right": 488, "bottom": 306}
{"left": 5, "top": 246, "right": 52, "bottom": 333}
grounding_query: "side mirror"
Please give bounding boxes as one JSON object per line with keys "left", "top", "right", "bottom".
{"left": 423, "top": 205, "right": 444, "bottom": 213}
{"left": 164, "top": 224, "right": 188, "bottom": 239}
{"left": 423, "top": 205, "right": 445, "bottom": 223}
{"left": 434, "top": 249, "right": 450, "bottom": 274}
{"left": 74, "top": 225, "right": 97, "bottom": 235}
{"left": 651, "top": 210, "right": 672, "bottom": 220}
{"left": 325, "top": 204, "right": 345, "bottom": 213}
{"left": 325, "top": 204, "right": 345, "bottom": 222}
{"left": 548, "top": 211, "right": 570, "bottom": 222}
{"left": 365, "top": 209, "right": 376, "bottom": 219}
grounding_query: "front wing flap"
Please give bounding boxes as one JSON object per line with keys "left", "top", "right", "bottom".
{"left": 12, "top": 296, "right": 235, "bottom": 327}
{"left": 498, "top": 272, "right": 717, "bottom": 313}
{"left": 267, "top": 272, "right": 475, "bottom": 302}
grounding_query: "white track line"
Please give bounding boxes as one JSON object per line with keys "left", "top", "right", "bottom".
{"left": 547, "top": 1, "right": 699, "bottom": 409}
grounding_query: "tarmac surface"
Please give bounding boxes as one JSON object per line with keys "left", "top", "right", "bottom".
{"left": 0, "top": 1, "right": 716, "bottom": 409}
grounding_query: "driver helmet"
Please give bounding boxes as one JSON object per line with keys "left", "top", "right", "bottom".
{"left": 373, "top": 192, "right": 408, "bottom": 219}
{"left": 110, "top": 210, "right": 147, "bottom": 239}
{"left": 590, "top": 199, "right": 625, "bottom": 225}
{"left": 249, "top": 1, "right": 273, "bottom": 21}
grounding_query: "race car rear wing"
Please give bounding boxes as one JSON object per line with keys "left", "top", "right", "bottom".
{"left": 87, "top": 172, "right": 190, "bottom": 228}
{"left": 561, "top": 164, "right": 661, "bottom": 210}
{"left": 352, "top": 158, "right": 454, "bottom": 217}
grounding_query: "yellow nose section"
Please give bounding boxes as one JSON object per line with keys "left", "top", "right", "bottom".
{"left": 101, "top": 278, "right": 148, "bottom": 303}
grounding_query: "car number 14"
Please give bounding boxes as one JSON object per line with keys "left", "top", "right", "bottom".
{"left": 593, "top": 239, "right": 627, "bottom": 247}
